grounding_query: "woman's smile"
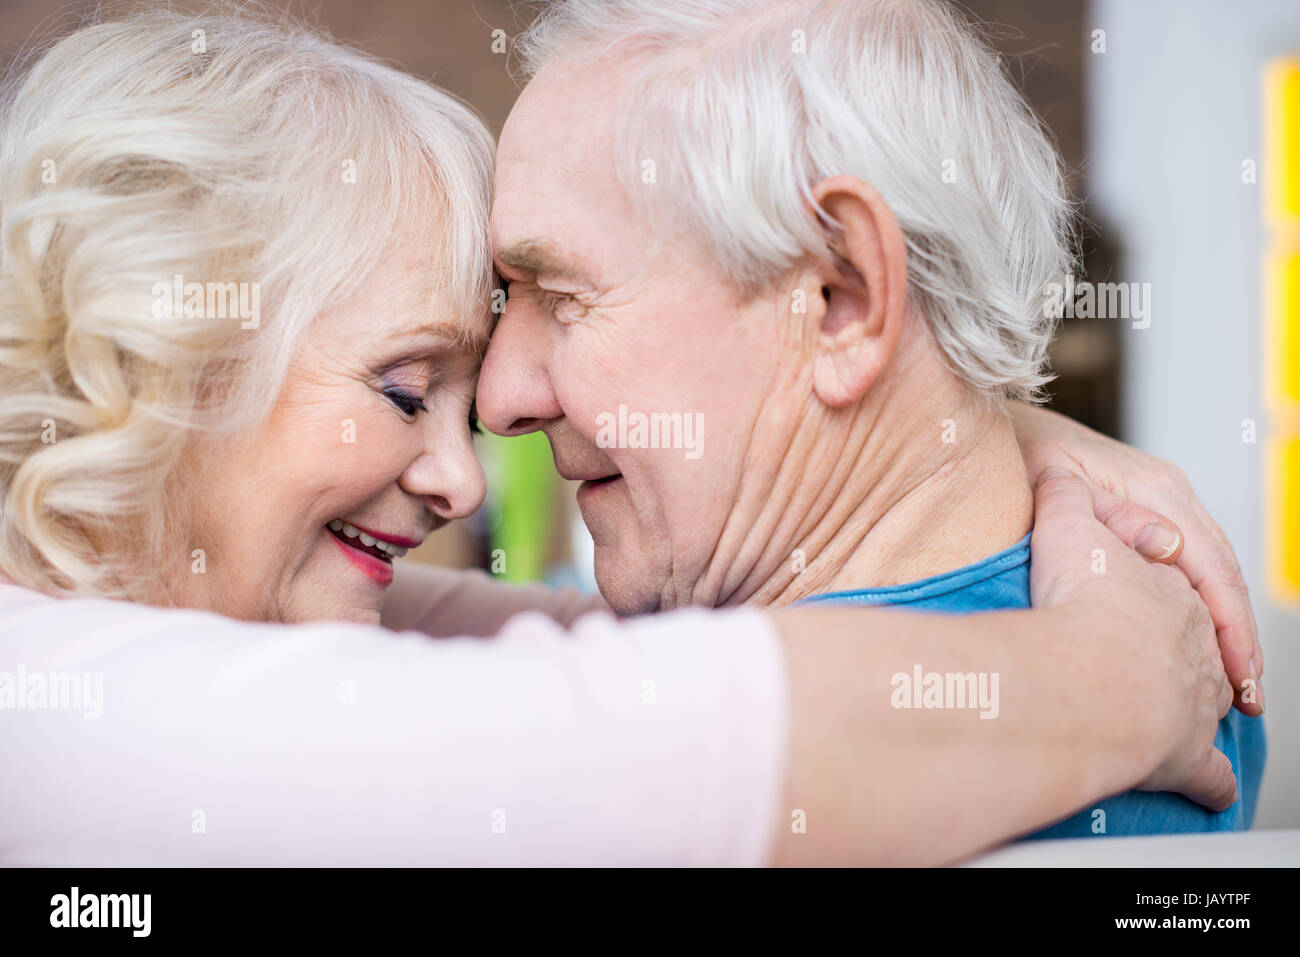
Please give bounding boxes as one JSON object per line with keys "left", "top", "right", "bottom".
{"left": 326, "top": 519, "right": 427, "bottom": 587}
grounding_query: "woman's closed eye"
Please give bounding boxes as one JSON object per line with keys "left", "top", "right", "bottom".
{"left": 382, "top": 386, "right": 428, "bottom": 417}
{"left": 376, "top": 358, "right": 439, "bottom": 418}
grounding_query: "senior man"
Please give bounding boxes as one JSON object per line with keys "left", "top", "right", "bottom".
{"left": 477, "top": 0, "right": 1265, "bottom": 839}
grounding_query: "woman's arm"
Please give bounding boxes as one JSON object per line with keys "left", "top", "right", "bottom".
{"left": 0, "top": 479, "right": 1231, "bottom": 865}
{"left": 771, "top": 469, "right": 1235, "bottom": 866}
{"left": 381, "top": 561, "right": 607, "bottom": 635}
{"left": 0, "top": 585, "right": 785, "bottom": 865}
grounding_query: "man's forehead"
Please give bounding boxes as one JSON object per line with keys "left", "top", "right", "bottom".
{"left": 491, "top": 118, "right": 587, "bottom": 250}
{"left": 492, "top": 60, "right": 645, "bottom": 282}
{"left": 491, "top": 148, "right": 606, "bottom": 284}
{"left": 503, "top": 59, "right": 612, "bottom": 140}
{"left": 495, "top": 58, "right": 629, "bottom": 191}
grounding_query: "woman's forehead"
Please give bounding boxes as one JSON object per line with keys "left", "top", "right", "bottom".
{"left": 355, "top": 234, "right": 491, "bottom": 346}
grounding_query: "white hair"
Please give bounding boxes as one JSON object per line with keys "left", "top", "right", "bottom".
{"left": 516, "top": 0, "right": 1076, "bottom": 402}
{"left": 0, "top": 5, "right": 494, "bottom": 599}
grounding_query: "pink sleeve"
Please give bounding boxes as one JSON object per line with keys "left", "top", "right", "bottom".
{"left": 0, "top": 583, "right": 787, "bottom": 865}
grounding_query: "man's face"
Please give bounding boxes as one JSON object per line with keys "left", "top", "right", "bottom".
{"left": 477, "top": 60, "right": 810, "bottom": 614}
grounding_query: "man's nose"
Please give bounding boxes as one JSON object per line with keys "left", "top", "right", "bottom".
{"left": 476, "top": 306, "right": 563, "bottom": 437}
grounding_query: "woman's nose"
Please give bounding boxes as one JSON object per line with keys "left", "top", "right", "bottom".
{"left": 476, "top": 308, "right": 563, "bottom": 437}
{"left": 398, "top": 424, "right": 487, "bottom": 520}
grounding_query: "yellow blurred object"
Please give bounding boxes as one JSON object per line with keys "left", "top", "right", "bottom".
{"left": 1263, "top": 245, "right": 1300, "bottom": 408}
{"left": 1262, "top": 56, "right": 1300, "bottom": 603}
{"left": 1267, "top": 434, "right": 1300, "bottom": 601}
{"left": 1263, "top": 57, "right": 1300, "bottom": 227}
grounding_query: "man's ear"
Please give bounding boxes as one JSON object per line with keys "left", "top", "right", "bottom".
{"left": 804, "top": 175, "right": 908, "bottom": 408}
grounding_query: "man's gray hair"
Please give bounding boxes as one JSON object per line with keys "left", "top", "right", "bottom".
{"left": 517, "top": 0, "right": 1075, "bottom": 402}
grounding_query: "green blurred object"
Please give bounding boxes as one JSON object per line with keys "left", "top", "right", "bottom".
{"left": 488, "top": 430, "right": 554, "bottom": 582}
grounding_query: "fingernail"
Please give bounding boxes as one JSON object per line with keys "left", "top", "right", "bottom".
{"left": 1135, "top": 523, "right": 1180, "bottom": 561}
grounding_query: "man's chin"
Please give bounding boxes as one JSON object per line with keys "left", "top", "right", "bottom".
{"left": 593, "top": 552, "right": 666, "bottom": 618}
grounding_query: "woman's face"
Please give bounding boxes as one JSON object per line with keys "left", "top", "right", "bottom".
{"left": 175, "top": 238, "right": 488, "bottom": 624}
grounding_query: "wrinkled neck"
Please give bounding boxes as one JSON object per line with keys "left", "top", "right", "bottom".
{"left": 702, "top": 326, "right": 1033, "bottom": 609}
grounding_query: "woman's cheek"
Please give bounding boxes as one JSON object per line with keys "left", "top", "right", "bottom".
{"left": 349, "top": 407, "right": 420, "bottom": 483}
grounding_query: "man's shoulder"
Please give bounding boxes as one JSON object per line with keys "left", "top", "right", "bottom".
{"left": 797, "top": 533, "right": 1031, "bottom": 612}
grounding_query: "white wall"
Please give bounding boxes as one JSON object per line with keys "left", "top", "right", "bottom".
{"left": 1089, "top": 0, "right": 1299, "bottom": 826}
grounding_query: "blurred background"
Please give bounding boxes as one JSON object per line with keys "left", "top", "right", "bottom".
{"left": 2, "top": 0, "right": 1295, "bottom": 827}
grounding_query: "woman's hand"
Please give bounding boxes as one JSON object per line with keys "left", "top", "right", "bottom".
{"left": 1030, "top": 467, "right": 1238, "bottom": 811}
{"left": 1012, "top": 402, "right": 1263, "bottom": 716}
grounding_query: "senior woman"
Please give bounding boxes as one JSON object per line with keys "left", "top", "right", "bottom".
{"left": 0, "top": 7, "right": 1249, "bottom": 865}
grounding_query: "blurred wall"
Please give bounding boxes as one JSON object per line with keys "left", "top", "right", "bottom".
{"left": 1089, "top": 0, "right": 1299, "bottom": 827}
{"left": 0, "top": 0, "right": 524, "bottom": 131}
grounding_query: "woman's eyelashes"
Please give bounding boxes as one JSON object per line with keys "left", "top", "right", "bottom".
{"left": 376, "top": 359, "right": 439, "bottom": 418}
{"left": 382, "top": 386, "right": 428, "bottom": 417}
{"left": 386, "top": 390, "right": 482, "bottom": 437}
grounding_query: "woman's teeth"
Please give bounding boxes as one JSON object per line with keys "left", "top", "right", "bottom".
{"left": 326, "top": 519, "right": 409, "bottom": 558}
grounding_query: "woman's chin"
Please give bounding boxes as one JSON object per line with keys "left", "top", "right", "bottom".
{"left": 276, "top": 599, "right": 382, "bottom": 626}
{"left": 285, "top": 572, "right": 386, "bottom": 624}
{"left": 234, "top": 530, "right": 397, "bottom": 625}
{"left": 335, "top": 604, "right": 383, "bottom": 626}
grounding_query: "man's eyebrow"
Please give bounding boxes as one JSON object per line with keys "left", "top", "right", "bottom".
{"left": 494, "top": 239, "right": 595, "bottom": 283}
